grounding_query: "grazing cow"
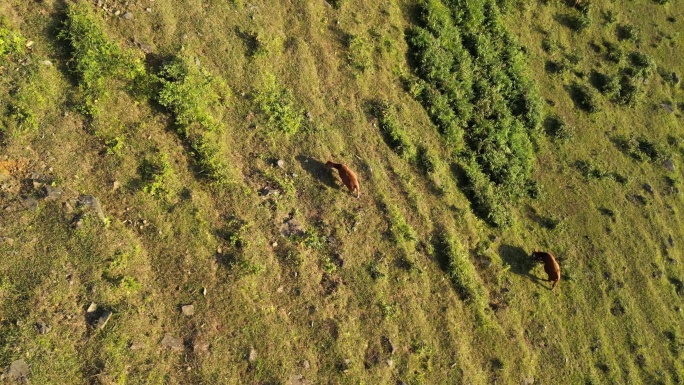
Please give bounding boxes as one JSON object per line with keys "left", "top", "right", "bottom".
{"left": 326, "top": 161, "right": 360, "bottom": 198}
{"left": 532, "top": 251, "right": 561, "bottom": 290}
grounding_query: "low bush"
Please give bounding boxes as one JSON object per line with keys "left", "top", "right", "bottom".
{"left": 372, "top": 101, "right": 415, "bottom": 159}
{"left": 60, "top": 3, "right": 146, "bottom": 117}
{"left": 543, "top": 115, "right": 574, "bottom": 141}
{"left": 254, "top": 74, "right": 303, "bottom": 135}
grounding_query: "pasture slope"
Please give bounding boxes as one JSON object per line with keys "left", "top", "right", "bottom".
{"left": 0, "top": 0, "right": 683, "bottom": 384}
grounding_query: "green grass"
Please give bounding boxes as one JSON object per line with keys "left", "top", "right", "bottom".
{"left": 1, "top": 0, "right": 684, "bottom": 383}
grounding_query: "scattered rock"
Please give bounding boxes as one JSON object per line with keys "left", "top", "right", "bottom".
{"left": 664, "top": 159, "right": 676, "bottom": 172}
{"left": 7, "top": 359, "right": 29, "bottom": 382}
{"left": 662, "top": 102, "right": 674, "bottom": 113}
{"left": 522, "top": 377, "right": 535, "bottom": 385}
{"left": 305, "top": 111, "right": 312, "bottom": 121}
{"left": 181, "top": 304, "right": 195, "bottom": 316}
{"left": 146, "top": 7, "right": 152, "bottom": 12}
{"left": 674, "top": 72, "right": 681, "bottom": 84}
{"left": 129, "top": 341, "right": 146, "bottom": 350}
{"left": 161, "top": 334, "right": 184, "bottom": 351}
{"left": 96, "top": 311, "right": 112, "bottom": 329}
{"left": 381, "top": 336, "right": 396, "bottom": 355}
{"left": 201, "top": 287, "right": 207, "bottom": 296}
{"left": 21, "top": 197, "right": 38, "bottom": 211}
{"left": 0, "top": 237, "right": 14, "bottom": 246}
{"left": 248, "top": 347, "right": 257, "bottom": 362}
{"left": 87, "top": 302, "right": 98, "bottom": 313}
{"left": 72, "top": 216, "right": 84, "bottom": 229}
{"left": 36, "top": 320, "right": 51, "bottom": 335}
{"left": 44, "top": 186, "right": 63, "bottom": 201}
{"left": 260, "top": 187, "right": 281, "bottom": 197}
{"left": 77, "top": 195, "right": 106, "bottom": 222}
{"left": 276, "top": 286, "right": 284, "bottom": 293}
{"left": 276, "top": 159, "right": 285, "bottom": 168}
{"left": 280, "top": 218, "right": 304, "bottom": 237}
{"left": 643, "top": 183, "right": 654, "bottom": 194}
{"left": 287, "top": 374, "right": 307, "bottom": 385}
{"left": 25, "top": 41, "right": 34, "bottom": 48}
{"left": 40, "top": 60, "right": 53, "bottom": 66}
{"left": 385, "top": 359, "right": 393, "bottom": 367}
{"left": 193, "top": 341, "right": 209, "bottom": 354}
{"left": 123, "top": 12, "right": 134, "bottom": 20}
{"left": 112, "top": 181, "right": 121, "bottom": 191}
{"left": 302, "top": 360, "right": 310, "bottom": 369}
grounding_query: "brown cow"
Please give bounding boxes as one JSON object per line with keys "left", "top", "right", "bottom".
{"left": 532, "top": 251, "right": 561, "bottom": 290}
{"left": 326, "top": 161, "right": 360, "bottom": 198}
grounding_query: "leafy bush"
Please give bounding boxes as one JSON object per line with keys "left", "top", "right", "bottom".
{"left": 559, "top": 13, "right": 591, "bottom": 32}
{"left": 612, "top": 135, "right": 667, "bottom": 162}
{"left": 347, "top": 34, "right": 373, "bottom": 72}
{"left": 254, "top": 74, "right": 303, "bottom": 135}
{"left": 617, "top": 24, "right": 639, "bottom": 42}
{"left": 60, "top": 3, "right": 146, "bottom": 117}
{"left": 0, "top": 25, "right": 25, "bottom": 58}
{"left": 543, "top": 115, "right": 574, "bottom": 141}
{"left": 139, "top": 156, "right": 173, "bottom": 197}
{"left": 388, "top": 205, "right": 416, "bottom": 243}
{"left": 372, "top": 101, "right": 415, "bottom": 159}
{"left": 416, "top": 145, "right": 437, "bottom": 174}
{"left": 405, "top": 0, "right": 540, "bottom": 226}
{"left": 434, "top": 230, "right": 487, "bottom": 305}
{"left": 569, "top": 83, "right": 601, "bottom": 112}
{"left": 155, "top": 57, "right": 229, "bottom": 183}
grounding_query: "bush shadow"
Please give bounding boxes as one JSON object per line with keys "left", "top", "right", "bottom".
{"left": 296, "top": 155, "right": 338, "bottom": 190}
{"left": 498, "top": 244, "right": 546, "bottom": 288}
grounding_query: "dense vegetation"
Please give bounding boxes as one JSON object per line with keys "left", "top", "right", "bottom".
{"left": 1, "top": 0, "right": 683, "bottom": 384}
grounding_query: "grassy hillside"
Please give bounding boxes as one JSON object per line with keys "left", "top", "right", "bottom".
{"left": 0, "top": 0, "right": 683, "bottom": 384}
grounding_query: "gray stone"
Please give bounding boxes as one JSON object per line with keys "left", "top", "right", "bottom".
{"left": 44, "top": 186, "right": 63, "bottom": 201}
{"left": 277, "top": 159, "right": 285, "bottom": 168}
{"left": 643, "top": 183, "right": 654, "bottom": 194}
{"left": 161, "top": 334, "right": 184, "bottom": 351}
{"left": 36, "top": 320, "right": 51, "bottom": 335}
{"left": 123, "top": 12, "right": 134, "bottom": 20}
{"left": 662, "top": 102, "right": 674, "bottom": 113}
{"left": 96, "top": 311, "right": 112, "bottom": 329}
{"left": 248, "top": 347, "right": 257, "bottom": 362}
{"left": 181, "top": 304, "right": 195, "bottom": 316}
{"left": 0, "top": 237, "right": 14, "bottom": 246}
{"left": 77, "top": 195, "right": 106, "bottom": 222}
{"left": 281, "top": 218, "right": 304, "bottom": 237}
{"left": 40, "top": 60, "right": 53, "bottom": 66}
{"left": 381, "top": 336, "right": 396, "bottom": 355}
{"left": 302, "top": 360, "right": 310, "bottom": 369}
{"left": 87, "top": 302, "right": 98, "bottom": 313}
{"left": 7, "top": 359, "right": 29, "bottom": 382}
{"left": 21, "top": 197, "right": 38, "bottom": 211}
{"left": 522, "top": 377, "right": 535, "bottom": 385}
{"left": 129, "top": 341, "right": 146, "bottom": 350}
{"left": 664, "top": 159, "right": 676, "bottom": 172}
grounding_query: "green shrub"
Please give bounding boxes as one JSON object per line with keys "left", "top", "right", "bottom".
{"left": 569, "top": 82, "right": 601, "bottom": 112}
{"left": 0, "top": 25, "right": 25, "bottom": 58}
{"left": 617, "top": 24, "right": 639, "bottom": 42}
{"left": 156, "top": 58, "right": 221, "bottom": 134}
{"left": 416, "top": 145, "right": 437, "bottom": 174}
{"left": 434, "top": 230, "right": 487, "bottom": 305}
{"left": 559, "top": 13, "right": 591, "bottom": 32}
{"left": 373, "top": 101, "right": 415, "bottom": 159}
{"left": 543, "top": 115, "right": 574, "bottom": 141}
{"left": 388, "top": 205, "right": 417, "bottom": 243}
{"left": 139, "top": 156, "right": 173, "bottom": 197}
{"left": 60, "top": 3, "right": 146, "bottom": 117}
{"left": 347, "top": 34, "right": 373, "bottom": 72}
{"left": 612, "top": 135, "right": 667, "bottom": 162}
{"left": 155, "top": 57, "right": 229, "bottom": 183}
{"left": 254, "top": 74, "right": 303, "bottom": 135}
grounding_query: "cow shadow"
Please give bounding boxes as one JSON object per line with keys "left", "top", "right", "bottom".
{"left": 296, "top": 155, "right": 338, "bottom": 189}
{"left": 499, "top": 244, "right": 546, "bottom": 288}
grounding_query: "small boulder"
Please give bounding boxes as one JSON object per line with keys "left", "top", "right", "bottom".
{"left": 36, "top": 320, "right": 51, "bottom": 335}
{"left": 7, "top": 359, "right": 29, "bottom": 382}
{"left": 181, "top": 304, "right": 195, "bottom": 316}
{"left": 161, "top": 334, "right": 184, "bottom": 351}
{"left": 664, "top": 159, "right": 676, "bottom": 172}
{"left": 123, "top": 12, "right": 134, "bottom": 20}
{"left": 248, "top": 347, "right": 258, "bottom": 362}
{"left": 277, "top": 159, "right": 285, "bottom": 168}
